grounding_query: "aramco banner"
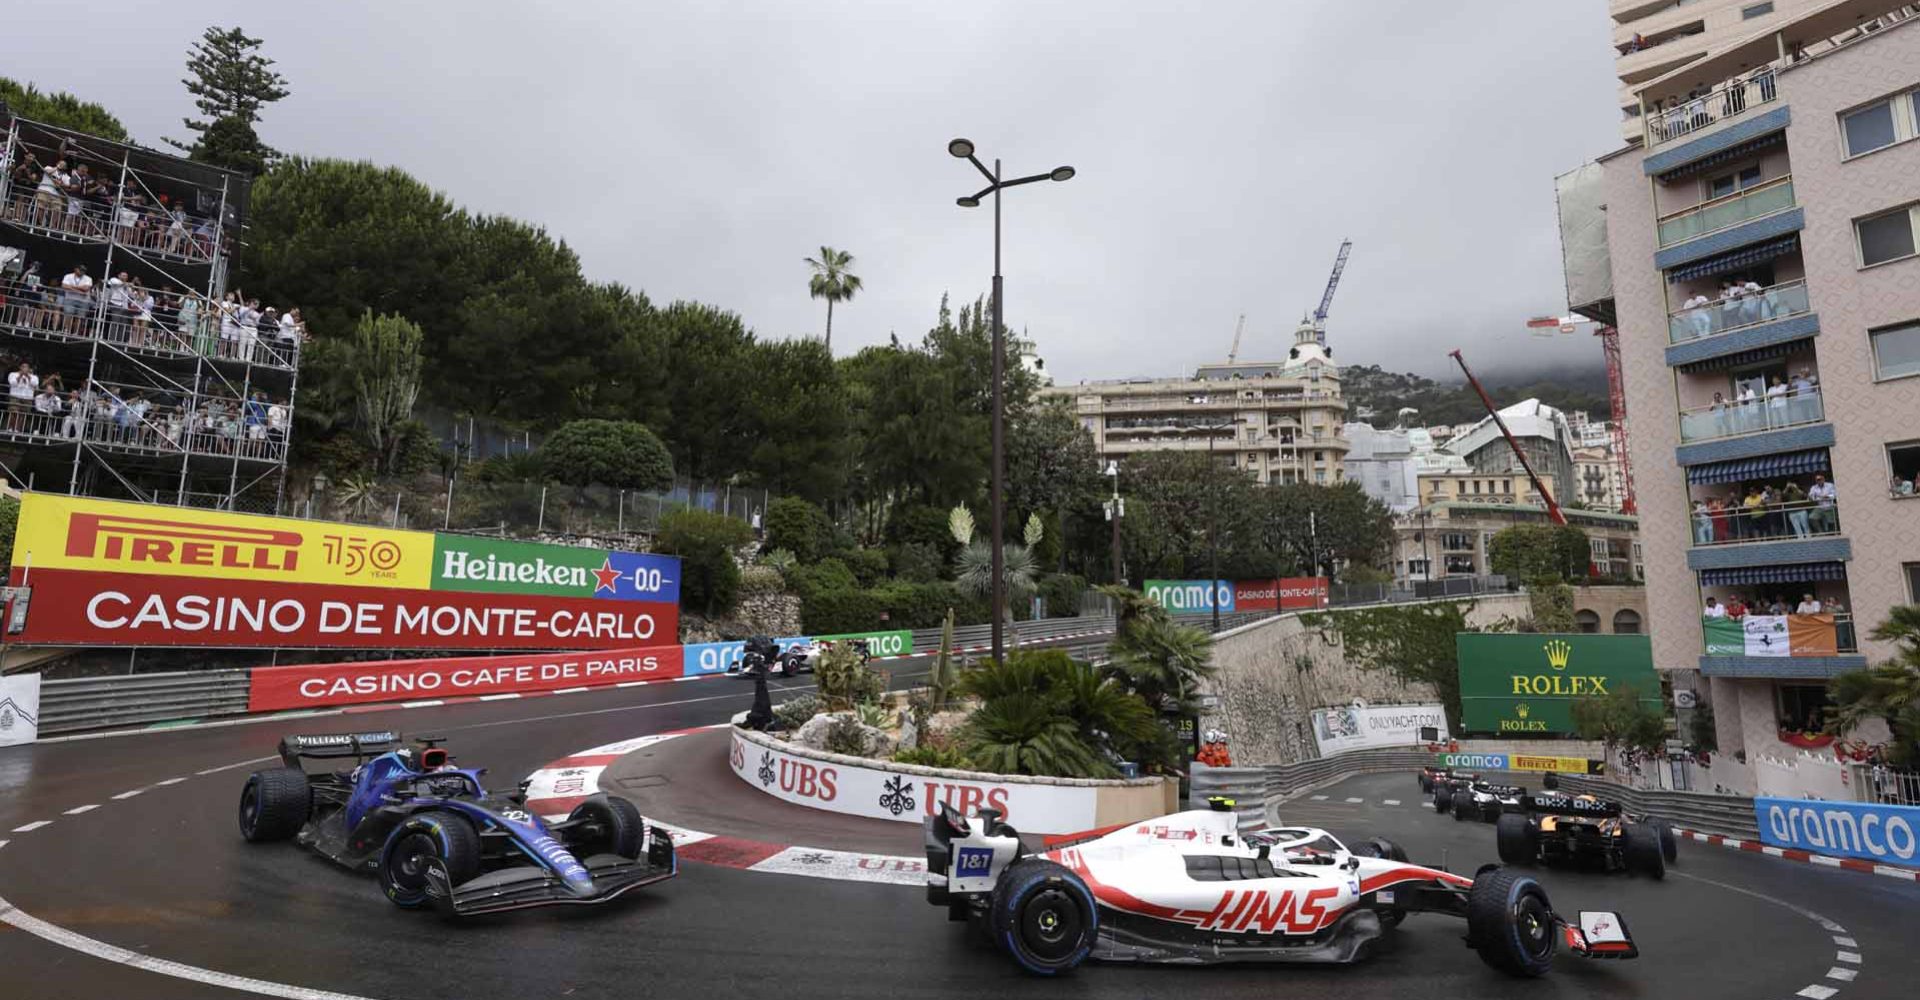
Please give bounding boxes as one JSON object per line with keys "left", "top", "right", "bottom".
{"left": 1456, "top": 633, "right": 1663, "bottom": 735}
{"left": 5, "top": 493, "right": 680, "bottom": 650}
{"left": 1145, "top": 578, "right": 1328, "bottom": 615}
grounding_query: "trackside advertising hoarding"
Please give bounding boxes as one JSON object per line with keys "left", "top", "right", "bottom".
{"left": 250, "top": 627, "right": 921, "bottom": 709}
{"left": 1145, "top": 578, "right": 1328, "bottom": 615}
{"left": 0, "top": 672, "right": 40, "bottom": 747}
{"left": 1755, "top": 797, "right": 1920, "bottom": 866}
{"left": 5, "top": 494, "right": 679, "bottom": 650}
{"left": 1310, "top": 703, "right": 1447, "bottom": 755}
{"left": 1456, "top": 633, "right": 1662, "bottom": 736}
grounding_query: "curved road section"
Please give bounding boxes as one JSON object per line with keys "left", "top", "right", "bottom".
{"left": 1, "top": 673, "right": 1913, "bottom": 1000}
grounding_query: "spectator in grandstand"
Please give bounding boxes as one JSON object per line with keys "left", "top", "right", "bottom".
{"left": 164, "top": 201, "right": 189, "bottom": 256}
{"left": 7, "top": 361, "right": 38, "bottom": 433}
{"left": 17, "top": 261, "right": 49, "bottom": 329}
{"left": 104, "top": 271, "right": 130, "bottom": 341}
{"left": 163, "top": 406, "right": 184, "bottom": 449}
{"left": 278, "top": 307, "right": 303, "bottom": 346}
{"left": 31, "top": 160, "right": 69, "bottom": 229}
{"left": 238, "top": 297, "right": 262, "bottom": 362}
{"left": 33, "top": 378, "right": 64, "bottom": 436}
{"left": 175, "top": 290, "right": 201, "bottom": 353}
{"left": 267, "top": 395, "right": 288, "bottom": 451}
{"left": 129, "top": 279, "right": 155, "bottom": 348}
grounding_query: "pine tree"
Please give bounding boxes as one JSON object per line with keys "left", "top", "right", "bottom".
{"left": 165, "top": 26, "right": 290, "bottom": 175}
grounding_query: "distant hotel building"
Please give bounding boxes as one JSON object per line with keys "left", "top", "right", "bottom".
{"left": 1048, "top": 318, "right": 1349, "bottom": 485}
{"left": 1561, "top": 1, "right": 1920, "bottom": 792}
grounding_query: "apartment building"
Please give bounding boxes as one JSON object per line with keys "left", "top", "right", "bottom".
{"left": 1564, "top": 1, "right": 1920, "bottom": 793}
{"left": 1611, "top": 0, "right": 1826, "bottom": 141}
{"left": 1048, "top": 318, "right": 1349, "bottom": 485}
{"left": 1394, "top": 501, "right": 1644, "bottom": 587}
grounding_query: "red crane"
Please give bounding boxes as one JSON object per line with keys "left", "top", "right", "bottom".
{"left": 1524, "top": 314, "right": 1638, "bottom": 516}
{"left": 1448, "top": 349, "right": 1567, "bottom": 526}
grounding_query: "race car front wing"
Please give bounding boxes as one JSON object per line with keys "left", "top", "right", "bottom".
{"left": 423, "top": 835, "right": 676, "bottom": 916}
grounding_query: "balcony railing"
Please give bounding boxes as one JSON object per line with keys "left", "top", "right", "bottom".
{"left": 1690, "top": 497, "right": 1840, "bottom": 546}
{"left": 0, "top": 276, "right": 300, "bottom": 371}
{"left": 1669, "top": 279, "right": 1810, "bottom": 344}
{"left": 0, "top": 378, "right": 292, "bottom": 465}
{"left": 1702, "top": 612, "right": 1857, "bottom": 654}
{"left": 1646, "top": 65, "right": 1778, "bottom": 147}
{"left": 1678, "top": 386, "right": 1823, "bottom": 443}
{"left": 1657, "top": 176, "right": 1794, "bottom": 246}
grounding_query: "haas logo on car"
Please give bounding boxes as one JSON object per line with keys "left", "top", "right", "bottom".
{"left": 1193, "top": 887, "right": 1342, "bottom": 934}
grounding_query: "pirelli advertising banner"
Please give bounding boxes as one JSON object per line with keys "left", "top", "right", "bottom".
{"left": 1455, "top": 633, "right": 1663, "bottom": 736}
{"left": 6, "top": 494, "right": 680, "bottom": 650}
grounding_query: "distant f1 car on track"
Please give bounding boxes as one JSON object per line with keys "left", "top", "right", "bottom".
{"left": 238, "top": 731, "right": 676, "bottom": 917}
{"left": 1447, "top": 781, "right": 1528, "bottom": 823}
{"left": 1496, "top": 793, "right": 1675, "bottom": 879}
{"left": 1417, "top": 766, "right": 1477, "bottom": 794}
{"left": 924, "top": 799, "right": 1640, "bottom": 977}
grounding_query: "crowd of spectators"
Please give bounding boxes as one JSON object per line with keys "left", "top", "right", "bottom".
{"left": 3, "top": 357, "right": 288, "bottom": 460}
{"left": 0, "top": 253, "right": 304, "bottom": 366}
{"left": 1690, "top": 473, "right": 1838, "bottom": 544}
{"left": 1703, "top": 592, "right": 1841, "bottom": 620}
{"left": 1673, "top": 275, "right": 1801, "bottom": 339}
{"left": 4, "top": 139, "right": 224, "bottom": 262}
{"left": 1697, "top": 368, "right": 1822, "bottom": 435}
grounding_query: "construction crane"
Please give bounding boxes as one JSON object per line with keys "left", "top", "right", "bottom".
{"left": 1226, "top": 313, "right": 1247, "bottom": 363}
{"left": 1448, "top": 348, "right": 1567, "bottom": 526}
{"left": 1311, "top": 239, "right": 1353, "bottom": 344}
{"left": 1524, "top": 313, "right": 1638, "bottom": 515}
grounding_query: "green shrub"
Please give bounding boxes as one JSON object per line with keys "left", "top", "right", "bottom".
{"left": 800, "top": 587, "right": 884, "bottom": 634}
{"left": 655, "top": 508, "right": 751, "bottom": 616}
{"left": 537, "top": 419, "right": 674, "bottom": 491}
{"left": 886, "top": 504, "right": 960, "bottom": 564}
{"left": 824, "top": 714, "right": 871, "bottom": 756}
{"left": 816, "top": 642, "right": 886, "bottom": 710}
{"left": 764, "top": 497, "right": 831, "bottom": 562}
{"left": 0, "top": 495, "right": 17, "bottom": 568}
{"left": 738, "top": 564, "right": 785, "bottom": 597}
{"left": 855, "top": 702, "right": 893, "bottom": 728}
{"left": 842, "top": 547, "right": 890, "bottom": 587}
{"left": 871, "top": 581, "right": 958, "bottom": 630}
{"left": 1038, "top": 572, "right": 1087, "bottom": 618}
{"left": 772, "top": 694, "right": 820, "bottom": 731}
{"left": 893, "top": 745, "right": 975, "bottom": 770}
{"left": 785, "top": 557, "right": 857, "bottom": 598}
{"left": 890, "top": 542, "right": 944, "bottom": 582}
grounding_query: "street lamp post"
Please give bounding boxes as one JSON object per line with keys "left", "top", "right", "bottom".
{"left": 1104, "top": 460, "right": 1125, "bottom": 588}
{"left": 948, "top": 138, "right": 1075, "bottom": 665}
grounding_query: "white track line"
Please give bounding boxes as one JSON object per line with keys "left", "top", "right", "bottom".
{"left": 1309, "top": 794, "right": 1328, "bottom": 801}
{"left": 1668, "top": 871, "right": 1860, "bottom": 1000}
{"left": 1826, "top": 968, "right": 1858, "bottom": 981}
{"left": 1833, "top": 936, "right": 1856, "bottom": 947}
{"left": 155, "top": 777, "right": 188, "bottom": 786}
{"left": 62, "top": 805, "right": 98, "bottom": 815}
{"left": 0, "top": 895, "right": 383, "bottom": 1000}
{"left": 1835, "top": 951, "right": 1861, "bottom": 964}
{"left": 110, "top": 789, "right": 145, "bottom": 800}
{"left": 1343, "top": 797, "right": 1363, "bottom": 804}
{"left": 11, "top": 821, "right": 51, "bottom": 833}
{"left": 1383, "top": 799, "right": 1401, "bottom": 806}
{"left": 1796, "top": 986, "right": 1837, "bottom": 999}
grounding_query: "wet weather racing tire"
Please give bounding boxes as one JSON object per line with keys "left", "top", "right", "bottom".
{"left": 238, "top": 767, "right": 310, "bottom": 842}
{"left": 1496, "top": 813, "right": 1537, "bottom": 866}
{"left": 1418, "top": 772, "right": 1433, "bottom": 793}
{"left": 989, "top": 859, "right": 1099, "bottom": 975}
{"left": 1653, "top": 819, "right": 1679, "bottom": 863}
{"left": 380, "top": 811, "right": 481, "bottom": 909}
{"left": 1468, "top": 867, "right": 1558, "bottom": 977}
{"left": 1433, "top": 786, "right": 1454, "bottom": 812}
{"left": 1363, "top": 838, "right": 1411, "bottom": 928}
{"left": 1624, "top": 823, "right": 1666, "bottom": 880}
{"left": 567, "top": 794, "right": 646, "bottom": 859}
{"left": 1453, "top": 795, "right": 1474, "bottom": 821}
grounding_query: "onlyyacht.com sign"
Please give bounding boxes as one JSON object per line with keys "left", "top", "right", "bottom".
{"left": 1755, "top": 797, "right": 1919, "bottom": 864}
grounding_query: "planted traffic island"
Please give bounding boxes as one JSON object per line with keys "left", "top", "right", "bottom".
{"left": 728, "top": 599, "right": 1207, "bottom": 836}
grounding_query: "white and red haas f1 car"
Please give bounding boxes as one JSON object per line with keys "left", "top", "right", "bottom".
{"left": 924, "top": 799, "right": 1639, "bottom": 977}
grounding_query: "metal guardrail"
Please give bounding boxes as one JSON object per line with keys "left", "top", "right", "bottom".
{"left": 38, "top": 669, "right": 251, "bottom": 736}
{"left": 1553, "top": 774, "right": 1759, "bottom": 840}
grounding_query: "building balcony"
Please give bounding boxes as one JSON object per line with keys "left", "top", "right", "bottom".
{"left": 0, "top": 277, "right": 300, "bottom": 372}
{"left": 1667, "top": 279, "right": 1810, "bottom": 344}
{"left": 1697, "top": 564, "right": 1864, "bottom": 677}
{"left": 1658, "top": 176, "right": 1795, "bottom": 247}
{"left": 1687, "top": 535, "right": 1850, "bottom": 573}
{"left": 1677, "top": 387, "right": 1823, "bottom": 444}
{"left": 1688, "top": 498, "right": 1842, "bottom": 550}
{"left": 1644, "top": 65, "right": 1779, "bottom": 149}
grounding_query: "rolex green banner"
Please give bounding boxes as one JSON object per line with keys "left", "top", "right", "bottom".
{"left": 1456, "top": 633, "right": 1662, "bottom": 735}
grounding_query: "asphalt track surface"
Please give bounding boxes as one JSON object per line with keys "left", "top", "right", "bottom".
{"left": 2, "top": 649, "right": 1916, "bottom": 1000}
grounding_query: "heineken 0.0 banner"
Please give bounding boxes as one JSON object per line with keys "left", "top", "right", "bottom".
{"left": 1701, "top": 615, "right": 1837, "bottom": 658}
{"left": 1456, "top": 633, "right": 1663, "bottom": 735}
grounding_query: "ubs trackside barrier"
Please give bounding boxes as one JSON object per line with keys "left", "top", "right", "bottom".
{"left": 36, "top": 669, "right": 252, "bottom": 736}
{"left": 1552, "top": 774, "right": 1760, "bottom": 840}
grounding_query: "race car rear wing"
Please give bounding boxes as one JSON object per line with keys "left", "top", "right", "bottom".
{"left": 1522, "top": 793, "right": 1622, "bottom": 818}
{"left": 277, "top": 731, "right": 402, "bottom": 767}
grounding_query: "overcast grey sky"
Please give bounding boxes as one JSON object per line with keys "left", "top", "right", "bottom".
{"left": 8, "top": 1, "right": 1620, "bottom": 381}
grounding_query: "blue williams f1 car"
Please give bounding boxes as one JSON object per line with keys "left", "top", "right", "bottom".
{"left": 238, "top": 730, "right": 675, "bottom": 917}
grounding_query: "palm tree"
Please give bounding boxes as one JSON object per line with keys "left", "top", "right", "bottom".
{"left": 805, "top": 246, "right": 862, "bottom": 353}
{"left": 1827, "top": 605, "right": 1920, "bottom": 767}
{"left": 1106, "top": 615, "right": 1216, "bottom": 716}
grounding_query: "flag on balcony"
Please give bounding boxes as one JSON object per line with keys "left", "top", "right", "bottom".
{"left": 1703, "top": 614, "right": 1837, "bottom": 657}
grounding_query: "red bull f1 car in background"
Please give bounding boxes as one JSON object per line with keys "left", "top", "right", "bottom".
{"left": 238, "top": 731, "right": 676, "bottom": 916}
{"left": 1496, "top": 793, "right": 1676, "bottom": 878}
{"left": 924, "top": 799, "right": 1639, "bottom": 977}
